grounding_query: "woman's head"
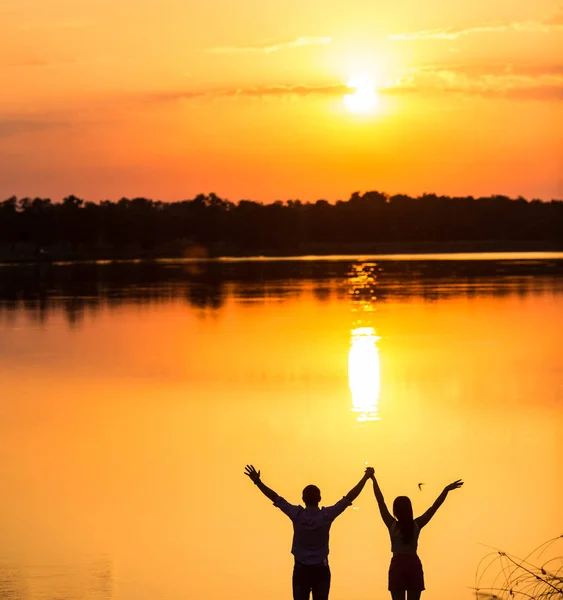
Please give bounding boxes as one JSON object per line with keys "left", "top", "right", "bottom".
{"left": 393, "top": 496, "right": 414, "bottom": 543}
{"left": 393, "top": 496, "right": 413, "bottom": 521}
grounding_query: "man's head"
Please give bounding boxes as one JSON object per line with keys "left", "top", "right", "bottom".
{"left": 302, "top": 484, "right": 321, "bottom": 507}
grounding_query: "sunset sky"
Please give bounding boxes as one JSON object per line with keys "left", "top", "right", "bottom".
{"left": 1, "top": 0, "right": 562, "bottom": 202}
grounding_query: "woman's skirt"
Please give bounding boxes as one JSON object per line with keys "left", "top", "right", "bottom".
{"left": 388, "top": 553, "right": 425, "bottom": 591}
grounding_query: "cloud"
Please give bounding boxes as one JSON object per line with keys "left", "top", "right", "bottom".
{"left": 140, "top": 62, "right": 563, "bottom": 108}
{"left": 0, "top": 118, "right": 67, "bottom": 138}
{"left": 207, "top": 36, "right": 332, "bottom": 54}
{"left": 380, "top": 64, "right": 563, "bottom": 100}
{"left": 389, "top": 22, "right": 550, "bottom": 40}
{"left": 144, "top": 82, "right": 348, "bottom": 103}
{"left": 424, "top": 63, "right": 563, "bottom": 77}
{"left": 389, "top": 8, "right": 563, "bottom": 40}
{"left": 224, "top": 83, "right": 347, "bottom": 97}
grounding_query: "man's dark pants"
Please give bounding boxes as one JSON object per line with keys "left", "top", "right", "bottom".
{"left": 292, "top": 561, "right": 331, "bottom": 600}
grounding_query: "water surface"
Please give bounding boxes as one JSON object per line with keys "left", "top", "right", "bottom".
{"left": 1, "top": 255, "right": 562, "bottom": 600}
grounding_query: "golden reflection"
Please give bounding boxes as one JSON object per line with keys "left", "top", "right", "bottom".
{"left": 347, "top": 262, "right": 381, "bottom": 422}
{"left": 349, "top": 326, "right": 381, "bottom": 422}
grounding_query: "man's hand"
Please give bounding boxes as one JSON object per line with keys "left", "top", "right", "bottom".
{"left": 245, "top": 465, "right": 278, "bottom": 501}
{"left": 444, "top": 479, "right": 464, "bottom": 492}
{"left": 365, "top": 466, "right": 375, "bottom": 480}
{"left": 345, "top": 466, "right": 374, "bottom": 502}
{"left": 244, "top": 464, "right": 261, "bottom": 484}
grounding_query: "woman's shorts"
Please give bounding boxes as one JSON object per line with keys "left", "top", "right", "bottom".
{"left": 388, "top": 553, "right": 425, "bottom": 591}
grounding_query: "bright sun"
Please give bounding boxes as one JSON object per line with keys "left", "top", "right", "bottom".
{"left": 343, "top": 74, "right": 378, "bottom": 113}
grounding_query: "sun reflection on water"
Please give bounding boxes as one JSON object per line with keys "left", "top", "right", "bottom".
{"left": 347, "top": 263, "right": 381, "bottom": 422}
{"left": 349, "top": 326, "right": 381, "bottom": 422}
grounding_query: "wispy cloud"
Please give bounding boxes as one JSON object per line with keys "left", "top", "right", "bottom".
{"left": 226, "top": 83, "right": 347, "bottom": 97}
{"left": 389, "top": 22, "right": 550, "bottom": 41}
{"left": 380, "top": 64, "right": 563, "bottom": 100}
{"left": 389, "top": 8, "right": 563, "bottom": 40}
{"left": 420, "top": 63, "right": 563, "bottom": 77}
{"left": 207, "top": 36, "right": 332, "bottom": 54}
{"left": 144, "top": 82, "right": 348, "bottom": 103}
{"left": 0, "top": 118, "right": 67, "bottom": 138}
{"left": 145, "top": 65, "right": 563, "bottom": 105}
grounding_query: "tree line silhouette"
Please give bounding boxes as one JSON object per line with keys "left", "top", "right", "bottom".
{"left": 1, "top": 191, "right": 562, "bottom": 260}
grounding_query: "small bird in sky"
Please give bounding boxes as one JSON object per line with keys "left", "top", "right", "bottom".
{"left": 417, "top": 483, "right": 425, "bottom": 491}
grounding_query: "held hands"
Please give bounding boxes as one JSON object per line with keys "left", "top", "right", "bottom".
{"left": 444, "top": 479, "right": 464, "bottom": 493}
{"left": 244, "top": 464, "right": 261, "bottom": 484}
{"left": 364, "top": 466, "right": 375, "bottom": 480}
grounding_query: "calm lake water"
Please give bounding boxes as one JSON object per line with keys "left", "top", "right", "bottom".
{"left": 1, "top": 254, "right": 562, "bottom": 600}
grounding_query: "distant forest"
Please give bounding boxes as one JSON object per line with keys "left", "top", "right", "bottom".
{"left": 1, "top": 191, "right": 562, "bottom": 260}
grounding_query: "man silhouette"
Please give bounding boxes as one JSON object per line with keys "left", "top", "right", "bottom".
{"left": 244, "top": 464, "right": 374, "bottom": 600}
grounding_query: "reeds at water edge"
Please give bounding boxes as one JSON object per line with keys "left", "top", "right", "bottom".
{"left": 473, "top": 535, "right": 563, "bottom": 599}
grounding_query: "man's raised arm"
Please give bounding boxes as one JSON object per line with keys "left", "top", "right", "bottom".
{"left": 244, "top": 464, "right": 278, "bottom": 502}
{"left": 344, "top": 467, "right": 374, "bottom": 502}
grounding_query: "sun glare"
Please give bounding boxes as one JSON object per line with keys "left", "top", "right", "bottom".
{"left": 344, "top": 75, "right": 379, "bottom": 113}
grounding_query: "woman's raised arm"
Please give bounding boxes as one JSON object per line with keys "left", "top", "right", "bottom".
{"left": 416, "top": 479, "right": 463, "bottom": 528}
{"left": 370, "top": 474, "right": 395, "bottom": 528}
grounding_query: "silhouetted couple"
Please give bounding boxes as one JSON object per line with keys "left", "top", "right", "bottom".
{"left": 244, "top": 464, "right": 463, "bottom": 600}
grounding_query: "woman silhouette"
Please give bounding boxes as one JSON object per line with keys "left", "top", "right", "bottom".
{"left": 368, "top": 472, "right": 463, "bottom": 600}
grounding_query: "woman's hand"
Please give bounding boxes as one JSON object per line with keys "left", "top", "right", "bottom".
{"left": 444, "top": 479, "right": 464, "bottom": 493}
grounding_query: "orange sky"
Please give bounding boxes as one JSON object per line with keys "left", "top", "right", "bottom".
{"left": 1, "top": 0, "right": 562, "bottom": 202}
